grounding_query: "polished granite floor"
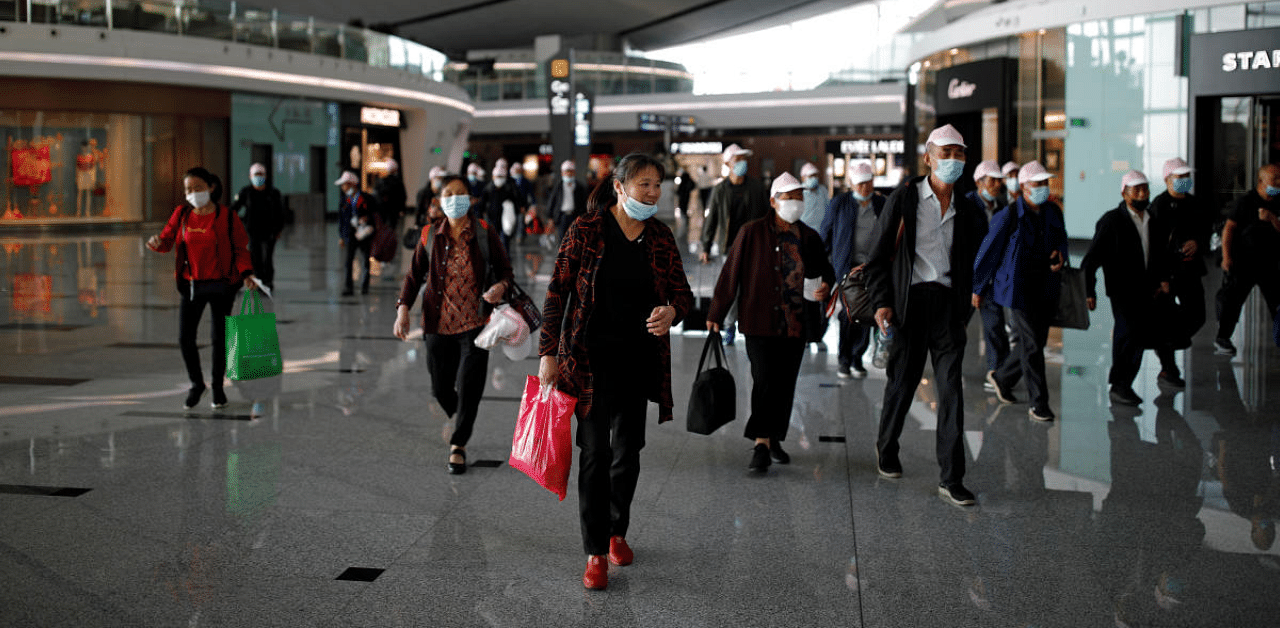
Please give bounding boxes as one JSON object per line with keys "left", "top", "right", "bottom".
{"left": 2, "top": 223, "right": 1280, "bottom": 627}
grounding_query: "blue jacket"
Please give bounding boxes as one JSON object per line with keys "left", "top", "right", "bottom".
{"left": 338, "top": 191, "right": 376, "bottom": 241}
{"left": 820, "top": 191, "right": 885, "bottom": 279}
{"left": 972, "top": 196, "right": 1069, "bottom": 311}
{"left": 964, "top": 190, "right": 1008, "bottom": 226}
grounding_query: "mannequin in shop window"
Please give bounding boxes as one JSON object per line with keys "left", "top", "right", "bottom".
{"left": 75, "top": 139, "right": 105, "bottom": 218}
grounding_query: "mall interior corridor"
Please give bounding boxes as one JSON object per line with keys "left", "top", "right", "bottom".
{"left": 2, "top": 225, "right": 1280, "bottom": 627}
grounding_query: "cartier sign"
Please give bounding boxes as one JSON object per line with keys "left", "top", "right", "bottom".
{"left": 933, "top": 58, "right": 1010, "bottom": 116}
{"left": 947, "top": 78, "right": 977, "bottom": 99}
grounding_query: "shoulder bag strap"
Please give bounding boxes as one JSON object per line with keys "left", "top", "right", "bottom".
{"left": 697, "top": 331, "right": 725, "bottom": 373}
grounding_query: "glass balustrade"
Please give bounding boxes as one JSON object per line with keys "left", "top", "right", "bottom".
{"left": 3, "top": 0, "right": 447, "bottom": 81}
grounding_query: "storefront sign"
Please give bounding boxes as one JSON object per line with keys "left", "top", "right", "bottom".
{"left": 934, "top": 58, "right": 1012, "bottom": 116}
{"left": 826, "top": 139, "right": 905, "bottom": 155}
{"left": 572, "top": 87, "right": 595, "bottom": 175}
{"left": 359, "top": 106, "right": 400, "bottom": 127}
{"left": 1190, "top": 28, "right": 1280, "bottom": 96}
{"left": 670, "top": 141, "right": 724, "bottom": 155}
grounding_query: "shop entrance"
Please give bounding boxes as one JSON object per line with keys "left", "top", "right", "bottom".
{"left": 1200, "top": 95, "right": 1279, "bottom": 216}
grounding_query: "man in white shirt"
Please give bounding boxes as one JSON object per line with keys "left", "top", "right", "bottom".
{"left": 864, "top": 124, "right": 989, "bottom": 507}
{"left": 547, "top": 160, "right": 587, "bottom": 243}
{"left": 1082, "top": 170, "right": 1173, "bottom": 406}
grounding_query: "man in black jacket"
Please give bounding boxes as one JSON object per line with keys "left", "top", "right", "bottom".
{"left": 479, "top": 159, "right": 527, "bottom": 253}
{"left": 230, "top": 163, "right": 283, "bottom": 289}
{"left": 374, "top": 158, "right": 407, "bottom": 229}
{"left": 1083, "top": 170, "right": 1173, "bottom": 406}
{"left": 1215, "top": 163, "right": 1280, "bottom": 355}
{"left": 1149, "top": 157, "right": 1211, "bottom": 387}
{"left": 546, "top": 159, "right": 587, "bottom": 243}
{"left": 866, "top": 124, "right": 988, "bottom": 506}
{"left": 821, "top": 162, "right": 884, "bottom": 378}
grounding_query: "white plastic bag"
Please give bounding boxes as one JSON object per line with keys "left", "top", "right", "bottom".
{"left": 501, "top": 200, "right": 517, "bottom": 236}
{"left": 475, "top": 305, "right": 517, "bottom": 350}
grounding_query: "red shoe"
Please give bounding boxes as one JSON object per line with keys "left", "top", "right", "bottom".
{"left": 582, "top": 555, "right": 608, "bottom": 590}
{"left": 608, "top": 536, "right": 633, "bottom": 566}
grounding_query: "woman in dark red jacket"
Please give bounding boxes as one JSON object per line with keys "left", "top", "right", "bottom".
{"left": 707, "top": 172, "right": 834, "bottom": 472}
{"left": 538, "top": 153, "right": 694, "bottom": 591}
{"left": 147, "top": 167, "right": 257, "bottom": 410}
{"left": 393, "top": 175, "right": 514, "bottom": 475}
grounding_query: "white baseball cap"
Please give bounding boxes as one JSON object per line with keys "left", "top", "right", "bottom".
{"left": 1019, "top": 161, "right": 1053, "bottom": 182}
{"left": 429, "top": 166, "right": 447, "bottom": 180}
{"left": 973, "top": 160, "right": 1001, "bottom": 181}
{"left": 926, "top": 124, "right": 966, "bottom": 148}
{"left": 334, "top": 171, "right": 359, "bottom": 186}
{"left": 249, "top": 163, "right": 267, "bottom": 176}
{"left": 722, "top": 143, "right": 752, "bottom": 161}
{"left": 385, "top": 158, "right": 399, "bottom": 173}
{"left": 561, "top": 160, "right": 576, "bottom": 173}
{"left": 1121, "top": 170, "right": 1149, "bottom": 192}
{"left": 770, "top": 172, "right": 804, "bottom": 198}
{"left": 1001, "top": 161, "right": 1020, "bottom": 177}
{"left": 509, "top": 162, "right": 524, "bottom": 176}
{"left": 849, "top": 163, "right": 875, "bottom": 184}
{"left": 800, "top": 163, "right": 819, "bottom": 178}
{"left": 1162, "top": 157, "right": 1192, "bottom": 179}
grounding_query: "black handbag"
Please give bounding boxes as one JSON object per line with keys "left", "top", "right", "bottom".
{"left": 506, "top": 281, "right": 543, "bottom": 332}
{"left": 686, "top": 331, "right": 736, "bottom": 435}
{"left": 1050, "top": 265, "right": 1090, "bottom": 330}
{"left": 836, "top": 267, "right": 875, "bottom": 326}
{"left": 402, "top": 224, "right": 422, "bottom": 250}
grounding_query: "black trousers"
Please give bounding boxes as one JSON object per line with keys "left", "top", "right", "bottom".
{"left": 744, "top": 335, "right": 806, "bottom": 442}
{"left": 994, "top": 304, "right": 1051, "bottom": 410}
{"left": 1216, "top": 269, "right": 1280, "bottom": 340}
{"left": 1157, "top": 272, "right": 1206, "bottom": 376}
{"left": 577, "top": 389, "right": 647, "bottom": 556}
{"left": 877, "top": 284, "right": 967, "bottom": 486}
{"left": 1110, "top": 302, "right": 1149, "bottom": 388}
{"left": 424, "top": 327, "right": 490, "bottom": 447}
{"left": 343, "top": 237, "right": 372, "bottom": 292}
{"left": 979, "top": 297, "right": 1010, "bottom": 373}
{"left": 248, "top": 236, "right": 276, "bottom": 288}
{"left": 837, "top": 309, "right": 872, "bottom": 370}
{"left": 178, "top": 285, "right": 235, "bottom": 390}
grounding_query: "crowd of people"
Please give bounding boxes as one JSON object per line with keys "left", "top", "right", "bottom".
{"left": 143, "top": 126, "right": 1279, "bottom": 591}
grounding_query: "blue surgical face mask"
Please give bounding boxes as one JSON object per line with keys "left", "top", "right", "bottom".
{"left": 1266, "top": 185, "right": 1280, "bottom": 199}
{"left": 853, "top": 191, "right": 870, "bottom": 202}
{"left": 251, "top": 175, "right": 266, "bottom": 187}
{"left": 344, "top": 186, "right": 357, "bottom": 198}
{"left": 621, "top": 191, "right": 659, "bottom": 221}
{"left": 933, "top": 159, "right": 965, "bottom": 185}
{"left": 1171, "top": 177, "right": 1193, "bottom": 195}
{"left": 441, "top": 195, "right": 470, "bottom": 220}
{"left": 467, "top": 175, "right": 478, "bottom": 185}
{"left": 979, "top": 189, "right": 995, "bottom": 202}
{"left": 732, "top": 160, "right": 748, "bottom": 178}
{"left": 1005, "top": 176, "right": 1018, "bottom": 191}
{"left": 1028, "top": 185, "right": 1051, "bottom": 206}
{"left": 804, "top": 176, "right": 819, "bottom": 189}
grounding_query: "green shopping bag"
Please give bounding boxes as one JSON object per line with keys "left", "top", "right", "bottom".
{"left": 226, "top": 289, "right": 282, "bottom": 381}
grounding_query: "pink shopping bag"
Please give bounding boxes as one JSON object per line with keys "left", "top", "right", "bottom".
{"left": 509, "top": 375, "right": 576, "bottom": 500}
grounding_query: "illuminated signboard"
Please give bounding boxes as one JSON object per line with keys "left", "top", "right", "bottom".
{"left": 360, "top": 107, "right": 401, "bottom": 127}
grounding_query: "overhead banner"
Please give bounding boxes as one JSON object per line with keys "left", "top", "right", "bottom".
{"left": 545, "top": 51, "right": 574, "bottom": 173}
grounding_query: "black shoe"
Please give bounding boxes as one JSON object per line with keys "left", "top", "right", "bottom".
{"left": 183, "top": 385, "right": 206, "bottom": 410}
{"left": 986, "top": 370, "right": 1017, "bottom": 404}
{"left": 1214, "top": 337, "right": 1236, "bottom": 356}
{"left": 938, "top": 483, "right": 976, "bottom": 506}
{"left": 876, "top": 450, "right": 902, "bottom": 479}
{"left": 770, "top": 442, "right": 790, "bottom": 464}
{"left": 341, "top": 288, "right": 355, "bottom": 297}
{"left": 211, "top": 388, "right": 228, "bottom": 409}
{"left": 1029, "top": 406, "right": 1055, "bottom": 422}
{"left": 748, "top": 444, "right": 771, "bottom": 472}
{"left": 1109, "top": 386, "right": 1142, "bottom": 406}
{"left": 447, "top": 449, "right": 467, "bottom": 475}
{"left": 836, "top": 367, "right": 852, "bottom": 379}
{"left": 1157, "top": 371, "right": 1186, "bottom": 389}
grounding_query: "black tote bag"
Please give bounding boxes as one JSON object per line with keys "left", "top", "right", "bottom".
{"left": 686, "top": 331, "right": 736, "bottom": 435}
{"left": 1051, "top": 265, "right": 1090, "bottom": 330}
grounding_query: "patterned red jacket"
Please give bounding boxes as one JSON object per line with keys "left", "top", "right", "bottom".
{"left": 539, "top": 208, "right": 694, "bottom": 422}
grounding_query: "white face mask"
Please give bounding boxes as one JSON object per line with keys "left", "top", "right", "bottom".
{"left": 776, "top": 199, "right": 803, "bottom": 223}
{"left": 492, "top": 176, "right": 507, "bottom": 188}
{"left": 186, "top": 191, "right": 211, "bottom": 208}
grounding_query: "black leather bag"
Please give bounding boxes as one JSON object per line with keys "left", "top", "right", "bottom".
{"left": 686, "top": 331, "right": 736, "bottom": 435}
{"left": 837, "top": 267, "right": 875, "bottom": 326}
{"left": 1051, "top": 265, "right": 1090, "bottom": 330}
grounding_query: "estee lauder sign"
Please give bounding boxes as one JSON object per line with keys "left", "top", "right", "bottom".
{"left": 934, "top": 58, "right": 1011, "bottom": 116}
{"left": 1190, "top": 27, "right": 1280, "bottom": 96}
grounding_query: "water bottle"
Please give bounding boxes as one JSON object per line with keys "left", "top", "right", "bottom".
{"left": 872, "top": 324, "right": 895, "bottom": 369}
